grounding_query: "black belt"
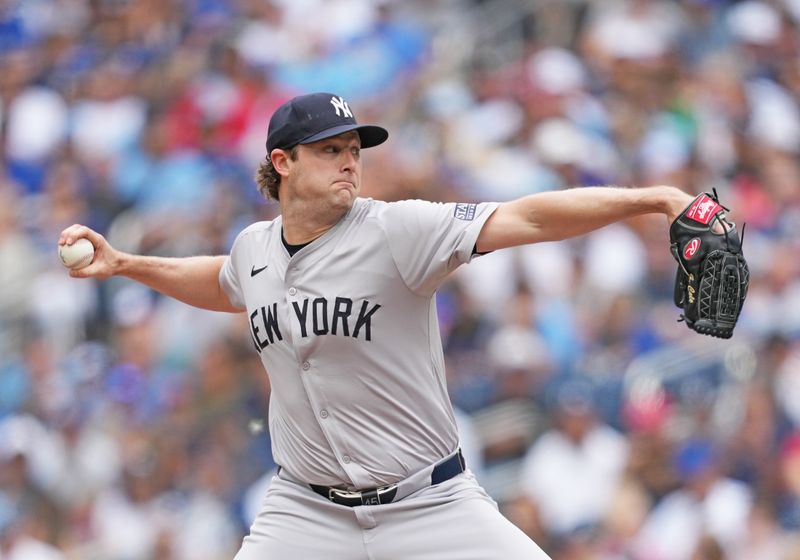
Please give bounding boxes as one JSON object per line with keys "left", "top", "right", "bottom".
{"left": 309, "top": 449, "right": 466, "bottom": 507}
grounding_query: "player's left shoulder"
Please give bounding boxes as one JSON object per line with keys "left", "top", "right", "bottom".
{"left": 348, "top": 196, "right": 395, "bottom": 223}
{"left": 376, "top": 198, "right": 445, "bottom": 219}
{"left": 384, "top": 199, "right": 492, "bottom": 224}
{"left": 360, "top": 198, "right": 433, "bottom": 229}
{"left": 351, "top": 198, "right": 436, "bottom": 238}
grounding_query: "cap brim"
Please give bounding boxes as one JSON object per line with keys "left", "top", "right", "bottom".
{"left": 299, "top": 124, "right": 388, "bottom": 149}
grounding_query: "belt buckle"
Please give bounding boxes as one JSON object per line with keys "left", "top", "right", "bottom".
{"left": 329, "top": 483, "right": 398, "bottom": 506}
{"left": 328, "top": 488, "right": 361, "bottom": 502}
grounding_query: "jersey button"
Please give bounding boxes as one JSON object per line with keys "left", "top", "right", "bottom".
{"left": 288, "top": 287, "right": 297, "bottom": 296}
{"left": 302, "top": 361, "right": 310, "bottom": 371}
{"left": 320, "top": 409, "right": 329, "bottom": 419}
{"left": 342, "top": 455, "right": 351, "bottom": 464}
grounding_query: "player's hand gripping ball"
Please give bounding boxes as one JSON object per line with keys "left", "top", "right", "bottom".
{"left": 59, "top": 237, "right": 95, "bottom": 270}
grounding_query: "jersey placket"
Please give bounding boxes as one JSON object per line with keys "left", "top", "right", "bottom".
{"left": 283, "top": 252, "right": 362, "bottom": 485}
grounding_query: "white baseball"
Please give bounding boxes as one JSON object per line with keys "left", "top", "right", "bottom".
{"left": 59, "top": 238, "right": 95, "bottom": 269}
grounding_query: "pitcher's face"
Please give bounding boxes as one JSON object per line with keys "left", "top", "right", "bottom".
{"left": 282, "top": 131, "right": 363, "bottom": 211}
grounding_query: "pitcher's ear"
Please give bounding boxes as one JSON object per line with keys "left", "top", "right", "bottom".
{"left": 270, "top": 149, "right": 292, "bottom": 177}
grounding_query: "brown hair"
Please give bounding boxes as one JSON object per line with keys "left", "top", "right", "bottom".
{"left": 255, "top": 146, "right": 299, "bottom": 201}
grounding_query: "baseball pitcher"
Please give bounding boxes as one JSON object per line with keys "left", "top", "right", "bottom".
{"left": 59, "top": 92, "right": 738, "bottom": 559}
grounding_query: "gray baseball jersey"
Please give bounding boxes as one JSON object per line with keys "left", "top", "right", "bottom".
{"left": 219, "top": 197, "right": 497, "bottom": 489}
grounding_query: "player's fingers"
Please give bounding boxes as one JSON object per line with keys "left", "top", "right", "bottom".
{"left": 68, "top": 261, "right": 106, "bottom": 280}
{"left": 713, "top": 216, "right": 733, "bottom": 234}
{"left": 59, "top": 224, "right": 87, "bottom": 245}
{"left": 59, "top": 224, "right": 105, "bottom": 247}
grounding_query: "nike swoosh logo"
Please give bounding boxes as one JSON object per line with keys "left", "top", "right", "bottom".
{"left": 250, "top": 264, "right": 268, "bottom": 277}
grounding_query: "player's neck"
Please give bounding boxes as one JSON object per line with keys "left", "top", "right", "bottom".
{"left": 280, "top": 200, "right": 350, "bottom": 245}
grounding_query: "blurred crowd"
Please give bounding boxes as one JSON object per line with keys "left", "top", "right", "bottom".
{"left": 1, "top": 0, "right": 800, "bottom": 558}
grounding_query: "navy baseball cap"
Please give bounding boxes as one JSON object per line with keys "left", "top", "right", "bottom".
{"left": 266, "top": 92, "right": 389, "bottom": 153}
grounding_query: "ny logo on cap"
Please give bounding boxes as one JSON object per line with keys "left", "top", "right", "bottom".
{"left": 330, "top": 96, "right": 353, "bottom": 118}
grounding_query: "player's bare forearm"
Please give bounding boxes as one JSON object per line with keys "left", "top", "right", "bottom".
{"left": 59, "top": 224, "right": 241, "bottom": 313}
{"left": 116, "top": 253, "right": 240, "bottom": 312}
{"left": 476, "top": 185, "right": 694, "bottom": 252}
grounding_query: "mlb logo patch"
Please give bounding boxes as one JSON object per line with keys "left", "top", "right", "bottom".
{"left": 454, "top": 203, "right": 477, "bottom": 221}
